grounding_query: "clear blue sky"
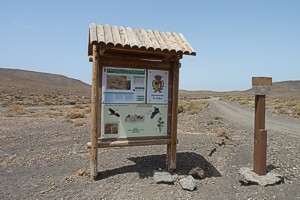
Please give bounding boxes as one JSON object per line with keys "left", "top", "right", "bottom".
{"left": 0, "top": 0, "right": 299, "bottom": 91}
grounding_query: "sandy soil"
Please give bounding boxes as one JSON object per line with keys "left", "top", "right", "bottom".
{"left": 0, "top": 99, "right": 299, "bottom": 199}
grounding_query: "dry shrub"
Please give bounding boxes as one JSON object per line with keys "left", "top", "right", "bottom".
{"left": 46, "top": 107, "right": 58, "bottom": 111}
{"left": 220, "top": 95, "right": 230, "bottom": 101}
{"left": 269, "top": 98, "right": 284, "bottom": 106}
{"left": 206, "top": 120, "right": 214, "bottom": 126}
{"left": 214, "top": 116, "right": 223, "bottom": 121}
{"left": 7, "top": 105, "right": 27, "bottom": 116}
{"left": 278, "top": 108, "right": 290, "bottom": 115}
{"left": 29, "top": 107, "right": 64, "bottom": 118}
{"left": 47, "top": 111, "right": 64, "bottom": 118}
{"left": 75, "top": 168, "right": 86, "bottom": 176}
{"left": 66, "top": 110, "right": 86, "bottom": 119}
{"left": 30, "top": 113, "right": 44, "bottom": 118}
{"left": 68, "top": 100, "right": 76, "bottom": 105}
{"left": 75, "top": 104, "right": 85, "bottom": 109}
{"left": 285, "top": 101, "right": 298, "bottom": 107}
{"left": 239, "top": 99, "right": 254, "bottom": 106}
{"left": 187, "top": 101, "right": 206, "bottom": 115}
{"left": 228, "top": 96, "right": 253, "bottom": 106}
{"left": 293, "top": 104, "right": 300, "bottom": 117}
{"left": 73, "top": 119, "right": 85, "bottom": 126}
{"left": 4, "top": 113, "right": 16, "bottom": 117}
{"left": 84, "top": 109, "right": 91, "bottom": 115}
{"left": 178, "top": 105, "right": 185, "bottom": 114}
{"left": 83, "top": 105, "right": 91, "bottom": 114}
{"left": 237, "top": 99, "right": 249, "bottom": 105}
{"left": 274, "top": 104, "right": 284, "bottom": 110}
{"left": 0, "top": 156, "right": 12, "bottom": 167}
{"left": 178, "top": 99, "right": 190, "bottom": 114}
{"left": 1, "top": 101, "right": 10, "bottom": 107}
{"left": 214, "top": 128, "right": 229, "bottom": 138}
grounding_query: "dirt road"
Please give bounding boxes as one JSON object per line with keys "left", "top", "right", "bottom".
{"left": 208, "top": 98, "right": 300, "bottom": 137}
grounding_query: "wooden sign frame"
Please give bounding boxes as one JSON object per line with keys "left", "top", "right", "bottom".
{"left": 252, "top": 77, "right": 272, "bottom": 95}
{"left": 88, "top": 45, "right": 182, "bottom": 179}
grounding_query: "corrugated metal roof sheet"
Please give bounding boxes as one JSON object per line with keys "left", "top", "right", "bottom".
{"left": 89, "top": 23, "right": 196, "bottom": 56}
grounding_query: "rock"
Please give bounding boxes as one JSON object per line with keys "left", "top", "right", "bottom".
{"left": 179, "top": 175, "right": 197, "bottom": 191}
{"left": 189, "top": 167, "right": 206, "bottom": 179}
{"left": 239, "top": 167, "right": 284, "bottom": 186}
{"left": 153, "top": 172, "right": 174, "bottom": 184}
{"left": 171, "top": 173, "right": 179, "bottom": 181}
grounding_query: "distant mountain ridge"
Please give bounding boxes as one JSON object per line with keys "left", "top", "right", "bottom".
{"left": 269, "top": 80, "right": 300, "bottom": 99}
{"left": 271, "top": 80, "right": 300, "bottom": 93}
{"left": 1, "top": 68, "right": 299, "bottom": 98}
{"left": 180, "top": 80, "right": 300, "bottom": 99}
{"left": 0, "top": 68, "right": 91, "bottom": 95}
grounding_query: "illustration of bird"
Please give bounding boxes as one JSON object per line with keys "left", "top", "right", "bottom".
{"left": 157, "top": 117, "right": 164, "bottom": 133}
{"left": 150, "top": 107, "right": 160, "bottom": 119}
{"left": 108, "top": 108, "right": 120, "bottom": 117}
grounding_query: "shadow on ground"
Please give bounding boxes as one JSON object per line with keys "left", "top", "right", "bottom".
{"left": 97, "top": 152, "right": 221, "bottom": 180}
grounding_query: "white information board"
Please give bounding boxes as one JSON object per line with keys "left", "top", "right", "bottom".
{"left": 102, "top": 67, "right": 146, "bottom": 103}
{"left": 147, "top": 70, "right": 169, "bottom": 104}
{"left": 101, "top": 104, "right": 168, "bottom": 139}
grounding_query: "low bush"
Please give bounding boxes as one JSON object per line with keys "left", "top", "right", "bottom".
{"left": 187, "top": 101, "right": 205, "bottom": 115}
{"left": 278, "top": 108, "right": 290, "bottom": 115}
{"left": 214, "top": 116, "right": 223, "bottom": 121}
{"left": 66, "top": 111, "right": 85, "bottom": 119}
{"left": 214, "top": 128, "right": 229, "bottom": 138}
{"left": 7, "top": 105, "right": 27, "bottom": 115}
{"left": 293, "top": 104, "right": 300, "bottom": 117}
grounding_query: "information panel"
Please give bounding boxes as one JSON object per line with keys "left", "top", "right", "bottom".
{"left": 147, "top": 70, "right": 169, "bottom": 104}
{"left": 102, "top": 67, "right": 146, "bottom": 103}
{"left": 101, "top": 104, "right": 168, "bottom": 139}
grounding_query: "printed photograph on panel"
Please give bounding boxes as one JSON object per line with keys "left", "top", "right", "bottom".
{"left": 125, "top": 114, "right": 145, "bottom": 123}
{"left": 104, "top": 123, "right": 119, "bottom": 134}
{"left": 107, "top": 75, "right": 131, "bottom": 90}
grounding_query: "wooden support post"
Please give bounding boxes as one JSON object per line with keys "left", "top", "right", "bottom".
{"left": 253, "top": 95, "right": 267, "bottom": 175}
{"left": 167, "top": 57, "right": 180, "bottom": 171}
{"left": 254, "top": 129, "right": 267, "bottom": 175}
{"left": 90, "top": 45, "right": 100, "bottom": 180}
{"left": 166, "top": 64, "right": 173, "bottom": 169}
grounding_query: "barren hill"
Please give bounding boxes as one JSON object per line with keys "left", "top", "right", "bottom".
{"left": 271, "top": 80, "right": 300, "bottom": 96}
{"left": 0, "top": 68, "right": 91, "bottom": 96}
{"left": 180, "top": 80, "right": 300, "bottom": 100}
{"left": 248, "top": 80, "right": 300, "bottom": 99}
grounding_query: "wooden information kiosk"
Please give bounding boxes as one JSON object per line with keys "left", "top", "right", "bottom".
{"left": 87, "top": 23, "right": 196, "bottom": 179}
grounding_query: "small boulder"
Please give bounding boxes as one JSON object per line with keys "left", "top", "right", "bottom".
{"left": 179, "top": 175, "right": 197, "bottom": 191}
{"left": 153, "top": 172, "right": 174, "bottom": 184}
{"left": 239, "top": 167, "right": 284, "bottom": 186}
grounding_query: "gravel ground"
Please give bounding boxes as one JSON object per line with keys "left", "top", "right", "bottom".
{"left": 0, "top": 99, "right": 299, "bottom": 199}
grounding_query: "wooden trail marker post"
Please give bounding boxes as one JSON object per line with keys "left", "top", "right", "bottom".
{"left": 87, "top": 23, "right": 196, "bottom": 180}
{"left": 252, "top": 77, "right": 272, "bottom": 175}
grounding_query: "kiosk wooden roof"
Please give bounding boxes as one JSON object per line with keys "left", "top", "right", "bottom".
{"left": 88, "top": 23, "right": 196, "bottom": 59}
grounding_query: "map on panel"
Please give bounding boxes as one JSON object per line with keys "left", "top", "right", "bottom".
{"left": 102, "top": 67, "right": 146, "bottom": 103}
